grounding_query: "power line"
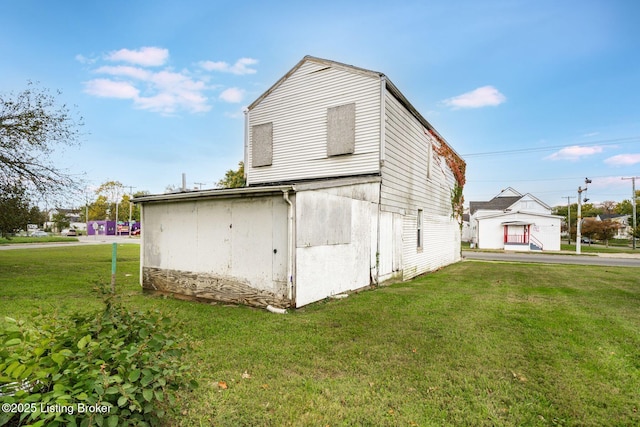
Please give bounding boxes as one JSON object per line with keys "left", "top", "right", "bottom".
{"left": 471, "top": 174, "right": 639, "bottom": 184}
{"left": 460, "top": 136, "right": 640, "bottom": 158}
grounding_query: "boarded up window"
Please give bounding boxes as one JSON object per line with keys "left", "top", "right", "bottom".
{"left": 252, "top": 122, "right": 273, "bottom": 167}
{"left": 327, "top": 103, "right": 355, "bottom": 156}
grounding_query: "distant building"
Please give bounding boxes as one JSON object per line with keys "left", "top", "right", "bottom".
{"left": 87, "top": 221, "right": 140, "bottom": 236}
{"left": 596, "top": 213, "right": 631, "bottom": 239}
{"left": 469, "top": 187, "right": 562, "bottom": 251}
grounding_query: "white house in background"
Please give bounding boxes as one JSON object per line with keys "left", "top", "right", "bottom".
{"left": 469, "top": 187, "right": 562, "bottom": 251}
{"left": 135, "top": 56, "right": 465, "bottom": 308}
{"left": 596, "top": 214, "right": 631, "bottom": 239}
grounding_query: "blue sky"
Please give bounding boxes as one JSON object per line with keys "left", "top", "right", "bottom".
{"left": 2, "top": 0, "right": 639, "bottom": 208}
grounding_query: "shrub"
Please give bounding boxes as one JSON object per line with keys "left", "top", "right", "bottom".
{"left": 0, "top": 294, "right": 196, "bottom": 426}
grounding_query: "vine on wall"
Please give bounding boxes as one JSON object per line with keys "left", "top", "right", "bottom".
{"left": 427, "top": 128, "right": 466, "bottom": 226}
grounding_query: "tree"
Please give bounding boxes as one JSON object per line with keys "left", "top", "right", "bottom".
{"left": 593, "top": 219, "right": 619, "bottom": 247}
{"left": 580, "top": 218, "right": 599, "bottom": 244}
{"left": 85, "top": 195, "right": 109, "bottom": 221}
{"left": 580, "top": 203, "right": 602, "bottom": 218}
{"left": 0, "top": 82, "right": 84, "bottom": 198}
{"left": 615, "top": 199, "right": 634, "bottom": 216}
{"left": 51, "top": 211, "right": 71, "bottom": 232}
{"left": 217, "top": 161, "right": 245, "bottom": 189}
{"left": 81, "top": 184, "right": 147, "bottom": 222}
{"left": 27, "top": 206, "right": 47, "bottom": 227}
{"left": 599, "top": 200, "right": 617, "bottom": 214}
{"left": 95, "top": 181, "right": 124, "bottom": 220}
{"left": 0, "top": 183, "right": 30, "bottom": 237}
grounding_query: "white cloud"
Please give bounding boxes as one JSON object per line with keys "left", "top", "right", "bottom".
{"left": 199, "top": 60, "right": 228, "bottom": 72}
{"left": 219, "top": 87, "right": 245, "bottom": 103}
{"left": 106, "top": 47, "right": 169, "bottom": 67}
{"left": 75, "top": 54, "right": 97, "bottom": 65}
{"left": 81, "top": 47, "right": 257, "bottom": 115}
{"left": 84, "top": 69, "right": 210, "bottom": 114}
{"left": 545, "top": 145, "right": 604, "bottom": 161}
{"left": 604, "top": 153, "right": 640, "bottom": 166}
{"left": 94, "top": 65, "right": 152, "bottom": 80}
{"left": 200, "top": 57, "right": 258, "bottom": 75}
{"left": 442, "top": 86, "right": 506, "bottom": 109}
{"left": 83, "top": 79, "right": 139, "bottom": 99}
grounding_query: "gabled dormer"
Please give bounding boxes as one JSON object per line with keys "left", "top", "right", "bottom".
{"left": 495, "top": 187, "right": 522, "bottom": 198}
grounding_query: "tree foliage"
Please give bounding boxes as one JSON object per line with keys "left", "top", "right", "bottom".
{"left": 0, "top": 184, "right": 30, "bottom": 238}
{"left": 217, "top": 161, "right": 245, "bottom": 189}
{"left": 81, "top": 183, "right": 146, "bottom": 222}
{"left": 599, "top": 200, "right": 617, "bottom": 214}
{"left": 0, "top": 82, "right": 84, "bottom": 198}
{"left": 581, "top": 218, "right": 620, "bottom": 246}
{"left": 51, "top": 211, "right": 71, "bottom": 232}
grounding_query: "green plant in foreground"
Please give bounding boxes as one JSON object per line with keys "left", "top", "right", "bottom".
{"left": 0, "top": 292, "right": 197, "bottom": 426}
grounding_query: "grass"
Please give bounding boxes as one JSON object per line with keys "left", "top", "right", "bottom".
{"left": 1, "top": 245, "right": 639, "bottom": 426}
{"left": 0, "top": 236, "right": 79, "bottom": 245}
{"left": 462, "top": 240, "right": 640, "bottom": 254}
{"left": 560, "top": 243, "right": 640, "bottom": 254}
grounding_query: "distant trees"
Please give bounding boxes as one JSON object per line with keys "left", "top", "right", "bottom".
{"left": 217, "top": 161, "right": 245, "bottom": 189}
{"left": 581, "top": 219, "right": 620, "bottom": 247}
{"left": 80, "top": 181, "right": 146, "bottom": 222}
{"left": 51, "top": 211, "right": 71, "bottom": 232}
{"left": 599, "top": 200, "right": 617, "bottom": 214}
{"left": 0, "top": 184, "right": 30, "bottom": 237}
{"left": 554, "top": 196, "right": 640, "bottom": 243}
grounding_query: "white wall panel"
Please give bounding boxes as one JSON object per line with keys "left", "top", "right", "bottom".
{"left": 142, "top": 196, "right": 289, "bottom": 294}
{"left": 294, "top": 187, "right": 378, "bottom": 307}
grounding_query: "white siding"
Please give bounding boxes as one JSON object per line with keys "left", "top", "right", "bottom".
{"left": 510, "top": 197, "right": 551, "bottom": 214}
{"left": 294, "top": 182, "right": 379, "bottom": 307}
{"left": 476, "top": 212, "right": 562, "bottom": 251}
{"left": 142, "top": 196, "right": 289, "bottom": 294}
{"left": 247, "top": 61, "right": 381, "bottom": 184}
{"left": 381, "top": 90, "right": 461, "bottom": 280}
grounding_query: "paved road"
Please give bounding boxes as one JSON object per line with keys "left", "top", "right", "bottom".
{"left": 463, "top": 250, "right": 640, "bottom": 267}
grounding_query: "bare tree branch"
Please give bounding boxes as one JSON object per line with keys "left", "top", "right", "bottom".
{"left": 0, "top": 81, "right": 85, "bottom": 200}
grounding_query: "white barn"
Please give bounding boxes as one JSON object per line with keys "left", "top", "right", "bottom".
{"left": 469, "top": 187, "right": 562, "bottom": 251}
{"left": 135, "top": 56, "right": 465, "bottom": 308}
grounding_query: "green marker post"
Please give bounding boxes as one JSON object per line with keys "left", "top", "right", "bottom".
{"left": 111, "top": 243, "right": 117, "bottom": 294}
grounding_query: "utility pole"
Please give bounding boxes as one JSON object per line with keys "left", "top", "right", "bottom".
{"left": 126, "top": 185, "right": 136, "bottom": 237}
{"left": 622, "top": 177, "right": 639, "bottom": 250}
{"left": 576, "top": 178, "right": 592, "bottom": 255}
{"left": 564, "top": 196, "right": 574, "bottom": 245}
{"left": 194, "top": 182, "right": 206, "bottom": 190}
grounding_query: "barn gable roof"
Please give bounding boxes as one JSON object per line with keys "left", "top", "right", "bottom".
{"left": 247, "top": 55, "right": 462, "bottom": 161}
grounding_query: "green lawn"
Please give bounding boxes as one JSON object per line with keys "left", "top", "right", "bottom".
{"left": 560, "top": 243, "right": 640, "bottom": 254}
{"left": 462, "top": 240, "right": 640, "bottom": 254}
{"left": 1, "top": 245, "right": 639, "bottom": 426}
{"left": 0, "top": 236, "right": 79, "bottom": 245}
